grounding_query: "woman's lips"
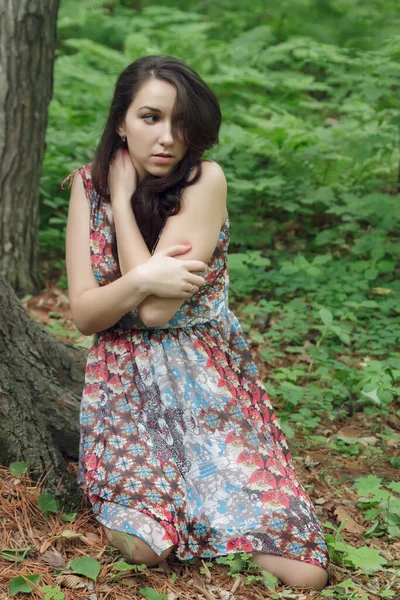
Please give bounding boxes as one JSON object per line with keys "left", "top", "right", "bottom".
{"left": 153, "top": 155, "right": 174, "bottom": 163}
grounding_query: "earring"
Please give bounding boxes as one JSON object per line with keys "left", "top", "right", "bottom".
{"left": 121, "top": 135, "right": 127, "bottom": 143}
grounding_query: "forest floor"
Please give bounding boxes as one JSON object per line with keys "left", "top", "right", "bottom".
{"left": 1, "top": 280, "right": 399, "bottom": 600}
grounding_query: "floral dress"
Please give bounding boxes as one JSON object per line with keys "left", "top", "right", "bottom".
{"left": 62, "top": 163, "right": 330, "bottom": 573}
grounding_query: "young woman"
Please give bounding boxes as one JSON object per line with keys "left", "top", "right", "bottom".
{"left": 63, "top": 55, "right": 330, "bottom": 590}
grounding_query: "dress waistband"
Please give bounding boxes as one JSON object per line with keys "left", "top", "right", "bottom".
{"left": 114, "top": 304, "right": 228, "bottom": 331}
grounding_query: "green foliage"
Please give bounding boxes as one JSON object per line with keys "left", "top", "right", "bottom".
{"left": 113, "top": 561, "right": 147, "bottom": 572}
{"left": 9, "top": 461, "right": 29, "bottom": 477}
{"left": 325, "top": 521, "right": 388, "bottom": 574}
{"left": 139, "top": 589, "right": 168, "bottom": 600}
{"left": 60, "top": 512, "right": 78, "bottom": 522}
{"left": 69, "top": 556, "right": 101, "bottom": 580}
{"left": 41, "top": 585, "right": 66, "bottom": 600}
{"left": 214, "top": 552, "right": 279, "bottom": 591}
{"left": 42, "top": 0, "right": 400, "bottom": 252}
{"left": 353, "top": 476, "right": 400, "bottom": 538}
{"left": 38, "top": 493, "right": 59, "bottom": 516}
{"left": 41, "top": 1, "right": 399, "bottom": 439}
{"left": 0, "top": 547, "right": 34, "bottom": 563}
{"left": 9, "top": 574, "right": 41, "bottom": 595}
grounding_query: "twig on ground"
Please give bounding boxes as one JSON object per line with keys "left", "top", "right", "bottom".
{"left": 193, "top": 583, "right": 218, "bottom": 600}
{"left": 230, "top": 576, "right": 242, "bottom": 594}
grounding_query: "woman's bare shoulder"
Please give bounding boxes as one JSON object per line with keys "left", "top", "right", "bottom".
{"left": 187, "top": 159, "right": 225, "bottom": 183}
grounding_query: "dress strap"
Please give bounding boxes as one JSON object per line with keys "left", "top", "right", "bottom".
{"left": 61, "top": 164, "right": 95, "bottom": 216}
{"left": 61, "top": 164, "right": 92, "bottom": 191}
{"left": 61, "top": 167, "right": 80, "bottom": 190}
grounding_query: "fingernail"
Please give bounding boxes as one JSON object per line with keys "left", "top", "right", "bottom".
{"left": 183, "top": 243, "right": 191, "bottom": 247}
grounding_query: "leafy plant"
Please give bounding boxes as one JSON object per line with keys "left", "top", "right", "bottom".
{"left": 324, "top": 520, "right": 388, "bottom": 574}
{"left": 38, "top": 493, "right": 59, "bottom": 516}
{"left": 9, "top": 574, "right": 41, "bottom": 596}
{"left": 41, "top": 585, "right": 66, "bottom": 600}
{"left": 69, "top": 556, "right": 101, "bottom": 581}
{"left": 353, "top": 476, "right": 400, "bottom": 538}
{"left": 9, "top": 461, "right": 29, "bottom": 477}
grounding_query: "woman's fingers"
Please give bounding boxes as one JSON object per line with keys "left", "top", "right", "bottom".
{"left": 184, "top": 261, "right": 208, "bottom": 272}
{"left": 187, "top": 274, "right": 206, "bottom": 286}
{"left": 158, "top": 246, "right": 207, "bottom": 270}
{"left": 162, "top": 244, "right": 192, "bottom": 257}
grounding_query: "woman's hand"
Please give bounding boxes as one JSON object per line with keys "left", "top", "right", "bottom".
{"left": 133, "top": 244, "right": 208, "bottom": 299}
{"left": 108, "top": 148, "right": 137, "bottom": 205}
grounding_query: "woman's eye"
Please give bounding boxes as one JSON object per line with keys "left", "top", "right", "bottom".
{"left": 143, "top": 114, "right": 159, "bottom": 123}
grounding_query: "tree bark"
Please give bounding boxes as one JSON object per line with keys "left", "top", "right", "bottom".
{"left": 0, "top": 0, "right": 59, "bottom": 296}
{"left": 0, "top": 276, "right": 86, "bottom": 509}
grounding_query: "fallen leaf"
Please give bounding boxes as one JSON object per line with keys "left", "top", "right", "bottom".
{"left": 371, "top": 287, "right": 393, "bottom": 295}
{"left": 334, "top": 507, "right": 365, "bottom": 534}
{"left": 39, "top": 549, "right": 66, "bottom": 568}
{"left": 357, "top": 436, "right": 378, "bottom": 447}
{"left": 55, "top": 574, "right": 86, "bottom": 589}
{"left": 336, "top": 426, "right": 360, "bottom": 438}
{"left": 387, "top": 438, "right": 399, "bottom": 448}
{"left": 61, "top": 529, "right": 83, "bottom": 539}
{"left": 82, "top": 532, "right": 101, "bottom": 543}
{"left": 388, "top": 414, "right": 400, "bottom": 430}
{"left": 121, "top": 576, "right": 138, "bottom": 587}
{"left": 39, "top": 538, "right": 55, "bottom": 554}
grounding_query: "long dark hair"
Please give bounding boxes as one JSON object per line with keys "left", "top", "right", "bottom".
{"left": 91, "top": 55, "right": 222, "bottom": 251}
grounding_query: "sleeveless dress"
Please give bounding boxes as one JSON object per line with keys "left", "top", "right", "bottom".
{"left": 62, "top": 163, "right": 330, "bottom": 573}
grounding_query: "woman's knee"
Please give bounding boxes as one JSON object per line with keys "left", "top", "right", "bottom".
{"left": 284, "top": 564, "right": 328, "bottom": 590}
{"left": 252, "top": 552, "right": 329, "bottom": 590}
{"left": 101, "top": 524, "right": 175, "bottom": 566}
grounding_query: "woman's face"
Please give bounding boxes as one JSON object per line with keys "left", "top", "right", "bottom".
{"left": 118, "top": 78, "right": 187, "bottom": 181}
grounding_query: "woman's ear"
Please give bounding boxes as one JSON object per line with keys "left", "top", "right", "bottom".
{"left": 116, "top": 124, "right": 126, "bottom": 138}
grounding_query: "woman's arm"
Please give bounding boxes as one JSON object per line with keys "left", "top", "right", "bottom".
{"left": 66, "top": 164, "right": 208, "bottom": 335}
{"left": 112, "top": 201, "right": 152, "bottom": 273}
{"left": 109, "top": 148, "right": 152, "bottom": 274}
{"left": 66, "top": 171, "right": 150, "bottom": 336}
{"left": 137, "top": 161, "right": 227, "bottom": 327}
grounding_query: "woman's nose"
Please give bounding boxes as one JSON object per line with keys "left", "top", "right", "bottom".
{"left": 160, "top": 122, "right": 174, "bottom": 144}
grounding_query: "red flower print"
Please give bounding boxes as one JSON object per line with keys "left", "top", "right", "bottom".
{"left": 225, "top": 431, "right": 244, "bottom": 446}
{"left": 97, "top": 342, "right": 107, "bottom": 361}
{"left": 84, "top": 454, "right": 102, "bottom": 483}
{"left": 161, "top": 521, "right": 179, "bottom": 545}
{"left": 248, "top": 382, "right": 263, "bottom": 406}
{"left": 86, "top": 362, "right": 108, "bottom": 382}
{"left": 237, "top": 450, "right": 264, "bottom": 469}
{"left": 107, "top": 374, "right": 121, "bottom": 393}
{"left": 85, "top": 383, "right": 100, "bottom": 397}
{"left": 92, "top": 254, "right": 104, "bottom": 268}
{"left": 278, "top": 476, "right": 299, "bottom": 497}
{"left": 84, "top": 454, "right": 101, "bottom": 471}
{"left": 91, "top": 231, "right": 106, "bottom": 253}
{"left": 226, "top": 537, "right": 253, "bottom": 552}
{"left": 260, "top": 405, "right": 277, "bottom": 426}
{"left": 261, "top": 490, "right": 290, "bottom": 508}
{"left": 223, "top": 380, "right": 238, "bottom": 400}
{"left": 249, "top": 470, "right": 277, "bottom": 487}
{"left": 161, "top": 509, "right": 173, "bottom": 522}
{"left": 206, "top": 357, "right": 224, "bottom": 378}
{"left": 265, "top": 458, "right": 287, "bottom": 478}
{"left": 210, "top": 347, "right": 229, "bottom": 368}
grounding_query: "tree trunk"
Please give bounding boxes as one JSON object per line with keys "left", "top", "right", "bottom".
{"left": 0, "top": 276, "right": 86, "bottom": 509}
{"left": 0, "top": 0, "right": 59, "bottom": 297}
